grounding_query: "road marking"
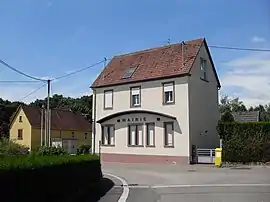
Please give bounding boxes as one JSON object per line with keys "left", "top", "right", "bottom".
{"left": 115, "top": 183, "right": 270, "bottom": 189}
{"left": 104, "top": 173, "right": 129, "bottom": 202}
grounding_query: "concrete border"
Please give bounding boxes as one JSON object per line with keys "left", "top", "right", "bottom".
{"left": 104, "top": 173, "right": 129, "bottom": 202}
{"left": 121, "top": 183, "right": 270, "bottom": 189}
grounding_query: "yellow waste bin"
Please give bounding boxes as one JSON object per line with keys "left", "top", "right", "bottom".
{"left": 215, "top": 148, "right": 222, "bottom": 167}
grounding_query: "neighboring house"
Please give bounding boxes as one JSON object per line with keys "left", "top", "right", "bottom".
{"left": 9, "top": 105, "right": 92, "bottom": 153}
{"left": 232, "top": 111, "right": 260, "bottom": 122}
{"left": 91, "top": 38, "right": 221, "bottom": 164}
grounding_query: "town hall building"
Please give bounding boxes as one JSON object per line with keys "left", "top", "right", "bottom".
{"left": 91, "top": 38, "right": 221, "bottom": 164}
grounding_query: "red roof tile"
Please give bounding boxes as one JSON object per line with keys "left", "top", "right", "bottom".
{"left": 20, "top": 106, "right": 91, "bottom": 131}
{"left": 91, "top": 38, "right": 213, "bottom": 88}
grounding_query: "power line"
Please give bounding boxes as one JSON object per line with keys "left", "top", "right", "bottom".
{"left": 19, "top": 83, "right": 47, "bottom": 102}
{"left": 183, "top": 43, "right": 270, "bottom": 52}
{"left": 52, "top": 59, "right": 107, "bottom": 81}
{"left": 0, "top": 59, "right": 47, "bottom": 81}
{"left": 0, "top": 80, "right": 43, "bottom": 84}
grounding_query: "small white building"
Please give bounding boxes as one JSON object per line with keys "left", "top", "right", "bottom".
{"left": 91, "top": 38, "right": 221, "bottom": 164}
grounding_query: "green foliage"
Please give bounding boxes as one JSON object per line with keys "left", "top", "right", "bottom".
{"left": 0, "top": 155, "right": 102, "bottom": 202}
{"left": 217, "top": 122, "right": 270, "bottom": 163}
{"left": 220, "top": 110, "right": 235, "bottom": 122}
{"left": 0, "top": 138, "right": 29, "bottom": 157}
{"left": 77, "top": 144, "right": 91, "bottom": 155}
{"left": 32, "top": 146, "right": 67, "bottom": 156}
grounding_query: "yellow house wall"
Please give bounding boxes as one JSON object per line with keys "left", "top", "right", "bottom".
{"left": 9, "top": 109, "right": 32, "bottom": 150}
{"left": 31, "top": 128, "right": 92, "bottom": 150}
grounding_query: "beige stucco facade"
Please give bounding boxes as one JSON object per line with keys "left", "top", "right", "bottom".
{"left": 92, "top": 44, "right": 220, "bottom": 164}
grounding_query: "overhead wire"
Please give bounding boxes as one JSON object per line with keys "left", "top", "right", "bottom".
{"left": 52, "top": 59, "right": 108, "bottom": 81}
{"left": 0, "top": 59, "right": 47, "bottom": 81}
{"left": 18, "top": 83, "right": 47, "bottom": 102}
{"left": 0, "top": 80, "right": 43, "bottom": 84}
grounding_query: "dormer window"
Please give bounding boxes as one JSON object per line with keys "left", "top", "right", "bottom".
{"left": 200, "top": 58, "right": 208, "bottom": 81}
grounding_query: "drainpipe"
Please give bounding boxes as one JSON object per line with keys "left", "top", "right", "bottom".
{"left": 92, "top": 88, "right": 97, "bottom": 154}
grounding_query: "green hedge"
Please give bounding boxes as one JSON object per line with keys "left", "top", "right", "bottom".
{"left": 0, "top": 155, "right": 102, "bottom": 202}
{"left": 217, "top": 122, "right": 270, "bottom": 163}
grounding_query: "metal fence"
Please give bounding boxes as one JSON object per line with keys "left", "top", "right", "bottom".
{"left": 197, "top": 148, "right": 215, "bottom": 164}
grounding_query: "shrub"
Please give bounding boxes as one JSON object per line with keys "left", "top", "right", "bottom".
{"left": 0, "top": 154, "right": 102, "bottom": 202}
{"left": 217, "top": 122, "right": 270, "bottom": 163}
{"left": 0, "top": 138, "right": 29, "bottom": 157}
{"left": 77, "top": 144, "right": 91, "bottom": 155}
{"left": 32, "top": 146, "right": 67, "bottom": 156}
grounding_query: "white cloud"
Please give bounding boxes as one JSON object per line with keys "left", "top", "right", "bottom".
{"left": 221, "top": 52, "right": 270, "bottom": 106}
{"left": 251, "top": 36, "right": 265, "bottom": 43}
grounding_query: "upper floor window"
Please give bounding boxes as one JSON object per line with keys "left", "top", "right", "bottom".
{"left": 200, "top": 58, "right": 208, "bottom": 81}
{"left": 163, "top": 82, "right": 174, "bottom": 104}
{"left": 72, "top": 132, "right": 75, "bottom": 138}
{"left": 19, "top": 116, "right": 22, "bottom": 122}
{"left": 84, "top": 133, "right": 87, "bottom": 139}
{"left": 130, "top": 87, "right": 141, "bottom": 107}
{"left": 104, "top": 90, "right": 113, "bottom": 109}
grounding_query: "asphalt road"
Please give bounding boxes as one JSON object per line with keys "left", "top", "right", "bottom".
{"left": 95, "top": 164, "right": 270, "bottom": 202}
{"left": 126, "top": 185, "right": 270, "bottom": 202}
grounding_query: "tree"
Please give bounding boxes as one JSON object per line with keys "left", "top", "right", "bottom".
{"left": 219, "top": 95, "right": 247, "bottom": 113}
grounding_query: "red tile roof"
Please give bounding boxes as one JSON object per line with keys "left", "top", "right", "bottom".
{"left": 91, "top": 38, "right": 220, "bottom": 88}
{"left": 17, "top": 106, "right": 91, "bottom": 131}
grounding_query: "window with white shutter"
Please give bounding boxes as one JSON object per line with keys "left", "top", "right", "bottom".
{"left": 164, "top": 122, "right": 174, "bottom": 147}
{"left": 104, "top": 90, "right": 113, "bottom": 109}
{"left": 130, "top": 87, "right": 141, "bottom": 107}
{"left": 146, "top": 123, "right": 155, "bottom": 147}
{"left": 101, "top": 125, "right": 115, "bottom": 146}
{"left": 163, "top": 82, "right": 174, "bottom": 104}
{"left": 128, "top": 124, "right": 144, "bottom": 146}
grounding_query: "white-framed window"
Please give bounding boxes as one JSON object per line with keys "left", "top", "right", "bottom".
{"left": 128, "top": 124, "right": 143, "bottom": 146}
{"left": 200, "top": 58, "right": 207, "bottom": 80}
{"left": 164, "top": 122, "right": 174, "bottom": 147}
{"left": 146, "top": 123, "right": 155, "bottom": 147}
{"left": 101, "top": 125, "right": 115, "bottom": 146}
{"left": 131, "top": 87, "right": 141, "bottom": 107}
{"left": 104, "top": 90, "right": 113, "bottom": 109}
{"left": 163, "top": 82, "right": 174, "bottom": 104}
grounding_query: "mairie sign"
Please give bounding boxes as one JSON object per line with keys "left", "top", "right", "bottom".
{"left": 117, "top": 117, "right": 146, "bottom": 123}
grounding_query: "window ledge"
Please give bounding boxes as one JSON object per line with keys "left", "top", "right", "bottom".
{"left": 128, "top": 145, "right": 144, "bottom": 148}
{"left": 130, "top": 105, "right": 141, "bottom": 108}
{"left": 164, "top": 145, "right": 174, "bottom": 148}
{"left": 146, "top": 145, "right": 155, "bottom": 148}
{"left": 101, "top": 144, "right": 115, "bottom": 147}
{"left": 163, "top": 102, "right": 175, "bottom": 106}
{"left": 200, "top": 78, "right": 209, "bottom": 82}
{"left": 104, "top": 107, "right": 113, "bottom": 110}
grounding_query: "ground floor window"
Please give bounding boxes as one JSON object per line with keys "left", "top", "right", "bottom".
{"left": 128, "top": 124, "right": 143, "bottom": 146}
{"left": 164, "top": 122, "right": 174, "bottom": 147}
{"left": 146, "top": 123, "right": 155, "bottom": 147}
{"left": 101, "top": 125, "right": 115, "bottom": 146}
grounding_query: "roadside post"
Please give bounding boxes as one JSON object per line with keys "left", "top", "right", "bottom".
{"left": 215, "top": 148, "right": 222, "bottom": 167}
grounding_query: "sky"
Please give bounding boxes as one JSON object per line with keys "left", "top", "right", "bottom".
{"left": 0, "top": 0, "right": 269, "bottom": 106}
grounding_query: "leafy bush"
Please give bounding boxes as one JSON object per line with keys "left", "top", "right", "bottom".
{"left": 0, "top": 138, "right": 29, "bottom": 157}
{"left": 32, "top": 146, "right": 67, "bottom": 156}
{"left": 77, "top": 144, "right": 91, "bottom": 155}
{"left": 217, "top": 122, "right": 270, "bottom": 163}
{"left": 0, "top": 154, "right": 102, "bottom": 202}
